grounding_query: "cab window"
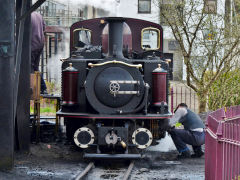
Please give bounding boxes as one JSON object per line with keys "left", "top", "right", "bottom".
{"left": 141, "top": 28, "right": 160, "bottom": 50}
{"left": 73, "top": 28, "right": 91, "bottom": 48}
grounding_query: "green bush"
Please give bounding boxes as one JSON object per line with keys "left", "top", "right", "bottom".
{"left": 208, "top": 69, "right": 240, "bottom": 110}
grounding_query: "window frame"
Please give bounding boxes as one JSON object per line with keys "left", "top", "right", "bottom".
{"left": 159, "top": 0, "right": 184, "bottom": 26}
{"left": 138, "top": 0, "right": 151, "bottom": 14}
{"left": 73, "top": 28, "right": 92, "bottom": 48}
{"left": 141, "top": 27, "right": 161, "bottom": 50}
{"left": 204, "top": 0, "right": 217, "bottom": 14}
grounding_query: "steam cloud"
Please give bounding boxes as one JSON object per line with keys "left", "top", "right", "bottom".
{"left": 57, "top": 0, "right": 119, "bottom": 16}
{"left": 47, "top": 29, "right": 70, "bottom": 94}
{"left": 148, "top": 133, "right": 176, "bottom": 152}
{"left": 32, "top": 0, "right": 120, "bottom": 16}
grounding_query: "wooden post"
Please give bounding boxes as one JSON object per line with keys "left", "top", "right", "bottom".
{"left": 16, "top": 0, "right": 31, "bottom": 151}
{"left": 31, "top": 72, "right": 41, "bottom": 143}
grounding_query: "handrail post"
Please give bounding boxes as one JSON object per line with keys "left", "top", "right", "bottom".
{"left": 171, "top": 87, "right": 173, "bottom": 113}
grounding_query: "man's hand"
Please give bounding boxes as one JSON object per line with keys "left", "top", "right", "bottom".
{"left": 166, "top": 125, "right": 175, "bottom": 133}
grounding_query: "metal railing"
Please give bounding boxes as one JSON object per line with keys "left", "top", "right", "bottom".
{"left": 169, "top": 83, "right": 198, "bottom": 113}
{"left": 205, "top": 106, "right": 240, "bottom": 180}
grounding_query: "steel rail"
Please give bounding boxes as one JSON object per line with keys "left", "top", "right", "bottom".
{"left": 122, "top": 161, "right": 134, "bottom": 180}
{"left": 75, "top": 162, "right": 94, "bottom": 180}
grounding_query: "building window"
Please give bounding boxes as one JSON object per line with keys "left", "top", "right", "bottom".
{"left": 204, "top": 0, "right": 217, "bottom": 14}
{"left": 160, "top": 0, "right": 184, "bottom": 25}
{"left": 138, "top": 0, "right": 151, "bottom": 14}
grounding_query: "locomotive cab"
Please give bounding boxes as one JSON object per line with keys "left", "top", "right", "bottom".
{"left": 58, "top": 17, "right": 172, "bottom": 159}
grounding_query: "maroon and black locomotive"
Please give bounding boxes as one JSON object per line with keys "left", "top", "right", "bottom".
{"left": 57, "top": 17, "right": 172, "bottom": 159}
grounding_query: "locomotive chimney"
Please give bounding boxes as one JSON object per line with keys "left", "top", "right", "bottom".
{"left": 106, "top": 17, "right": 125, "bottom": 59}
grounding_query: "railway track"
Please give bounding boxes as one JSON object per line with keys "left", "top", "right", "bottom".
{"left": 74, "top": 161, "right": 135, "bottom": 180}
{"left": 122, "top": 161, "right": 135, "bottom": 180}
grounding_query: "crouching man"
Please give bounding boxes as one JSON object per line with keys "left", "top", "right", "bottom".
{"left": 168, "top": 103, "right": 205, "bottom": 158}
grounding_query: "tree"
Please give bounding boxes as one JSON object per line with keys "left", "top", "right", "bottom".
{"left": 155, "top": 0, "right": 240, "bottom": 112}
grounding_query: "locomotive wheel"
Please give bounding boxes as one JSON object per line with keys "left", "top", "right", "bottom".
{"left": 85, "top": 124, "right": 97, "bottom": 145}
{"left": 73, "top": 127, "right": 95, "bottom": 148}
{"left": 132, "top": 128, "right": 153, "bottom": 149}
{"left": 65, "top": 118, "right": 86, "bottom": 143}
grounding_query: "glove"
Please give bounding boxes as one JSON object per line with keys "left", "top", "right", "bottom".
{"left": 166, "top": 125, "right": 175, "bottom": 133}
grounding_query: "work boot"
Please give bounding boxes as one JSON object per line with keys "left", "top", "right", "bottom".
{"left": 191, "top": 150, "right": 204, "bottom": 158}
{"left": 177, "top": 150, "right": 191, "bottom": 159}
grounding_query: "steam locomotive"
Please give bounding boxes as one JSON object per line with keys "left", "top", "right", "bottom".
{"left": 57, "top": 17, "right": 172, "bottom": 159}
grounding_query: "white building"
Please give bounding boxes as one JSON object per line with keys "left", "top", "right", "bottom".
{"left": 114, "top": 0, "right": 233, "bottom": 80}
{"left": 116, "top": 0, "right": 160, "bottom": 23}
{"left": 115, "top": 0, "right": 181, "bottom": 80}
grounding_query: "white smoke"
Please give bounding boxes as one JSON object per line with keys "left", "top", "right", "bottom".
{"left": 56, "top": 0, "right": 119, "bottom": 16}
{"left": 148, "top": 133, "right": 176, "bottom": 152}
{"left": 32, "top": 0, "right": 120, "bottom": 16}
{"left": 47, "top": 29, "right": 70, "bottom": 94}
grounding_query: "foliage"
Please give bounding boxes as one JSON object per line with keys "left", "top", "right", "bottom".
{"left": 30, "top": 98, "right": 57, "bottom": 115}
{"left": 208, "top": 69, "right": 240, "bottom": 110}
{"left": 234, "top": 0, "right": 240, "bottom": 24}
{"left": 45, "top": 81, "right": 61, "bottom": 95}
{"left": 40, "top": 106, "right": 56, "bottom": 114}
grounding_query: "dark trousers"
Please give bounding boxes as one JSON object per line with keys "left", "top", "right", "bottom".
{"left": 31, "top": 48, "right": 46, "bottom": 92}
{"left": 169, "top": 129, "right": 205, "bottom": 153}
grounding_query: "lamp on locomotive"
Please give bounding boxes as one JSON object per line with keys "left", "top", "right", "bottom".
{"left": 152, "top": 64, "right": 167, "bottom": 111}
{"left": 62, "top": 63, "right": 79, "bottom": 106}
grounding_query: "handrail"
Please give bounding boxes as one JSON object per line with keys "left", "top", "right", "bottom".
{"left": 88, "top": 60, "right": 142, "bottom": 69}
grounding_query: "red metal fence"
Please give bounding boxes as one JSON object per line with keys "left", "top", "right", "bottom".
{"left": 205, "top": 106, "right": 240, "bottom": 180}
